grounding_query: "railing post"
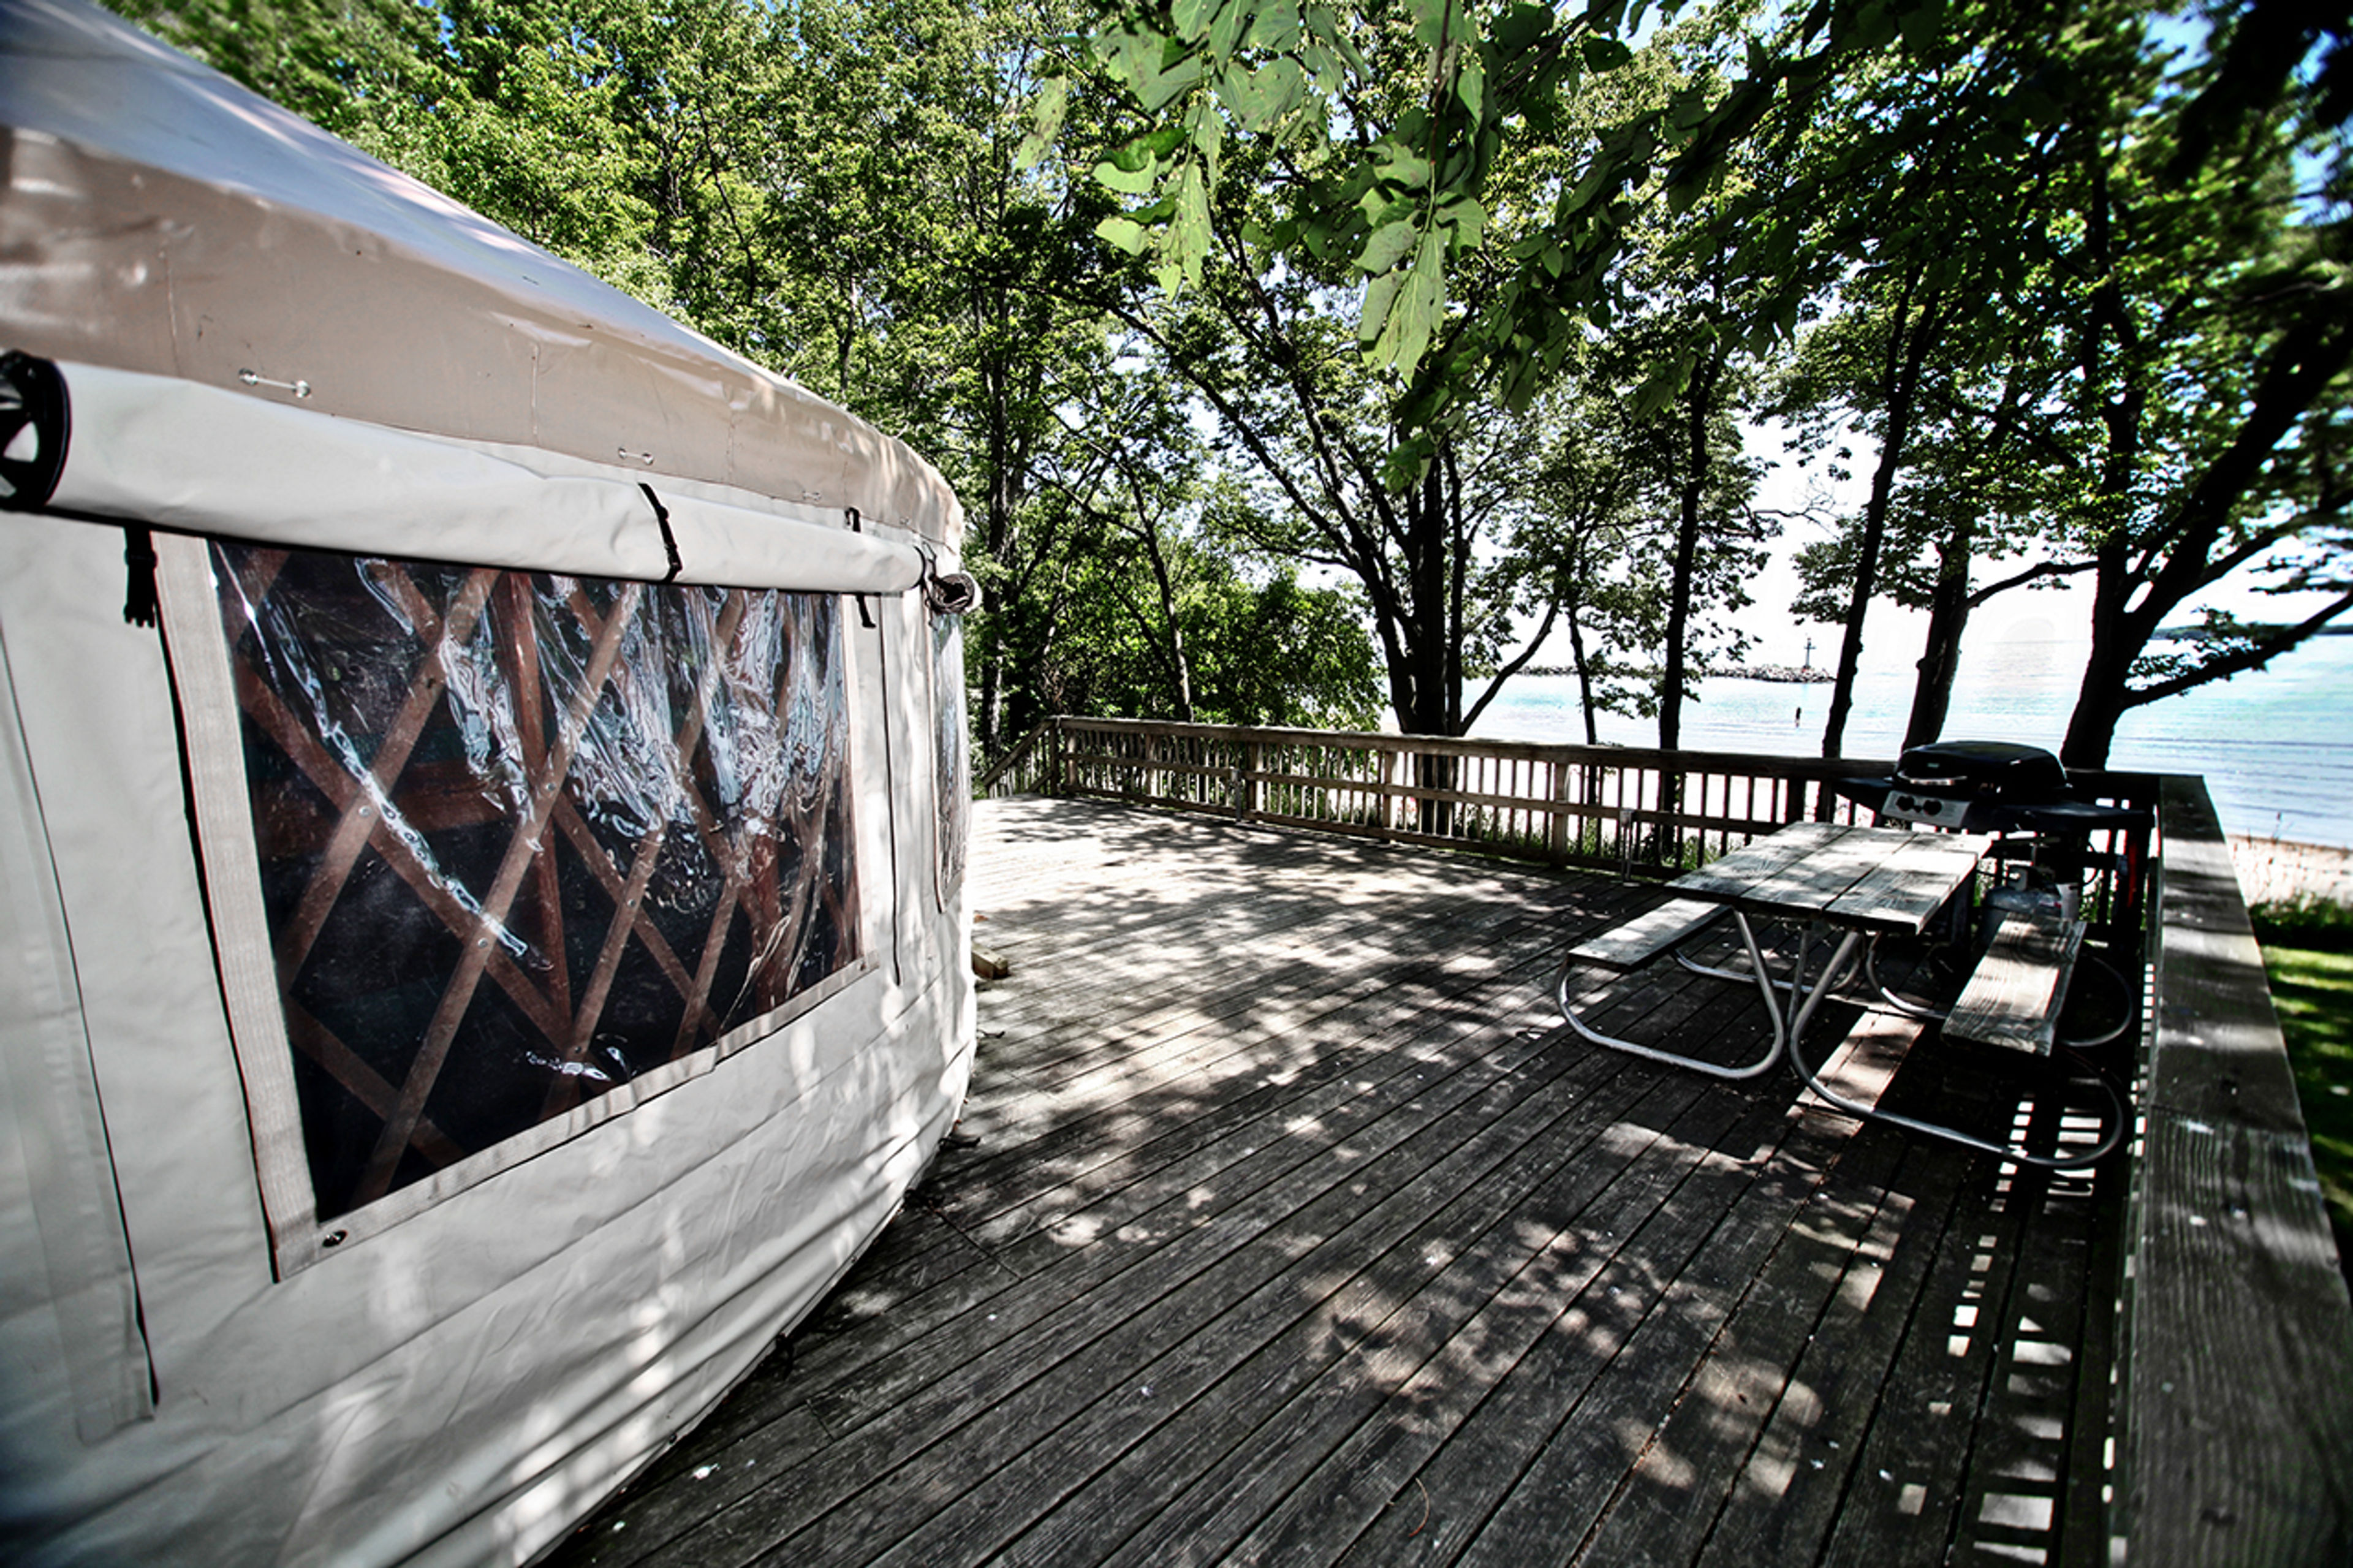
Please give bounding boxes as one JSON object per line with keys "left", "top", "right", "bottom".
{"left": 1379, "top": 748, "right": 1398, "bottom": 842}
{"left": 1547, "top": 759, "right": 1572, "bottom": 864}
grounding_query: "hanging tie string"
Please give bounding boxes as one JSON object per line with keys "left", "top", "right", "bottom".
{"left": 846, "top": 508, "right": 875, "bottom": 627}
{"left": 121, "top": 525, "right": 158, "bottom": 627}
{"left": 638, "top": 483, "right": 682, "bottom": 583}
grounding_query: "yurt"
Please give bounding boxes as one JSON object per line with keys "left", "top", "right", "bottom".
{"left": 0, "top": 2, "right": 976, "bottom": 1562}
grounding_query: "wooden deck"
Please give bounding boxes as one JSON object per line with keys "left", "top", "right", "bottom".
{"left": 548, "top": 797, "right": 2130, "bottom": 1567}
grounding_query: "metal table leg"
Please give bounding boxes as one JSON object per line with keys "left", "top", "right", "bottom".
{"left": 1555, "top": 911, "right": 1789, "bottom": 1081}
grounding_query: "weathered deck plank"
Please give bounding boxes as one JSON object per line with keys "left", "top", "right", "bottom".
{"left": 546, "top": 797, "right": 2132, "bottom": 1568}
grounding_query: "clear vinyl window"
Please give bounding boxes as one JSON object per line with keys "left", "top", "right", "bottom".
{"left": 210, "top": 542, "right": 861, "bottom": 1224}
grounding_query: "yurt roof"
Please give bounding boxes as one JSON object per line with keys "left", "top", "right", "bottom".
{"left": 0, "top": 0, "right": 961, "bottom": 547}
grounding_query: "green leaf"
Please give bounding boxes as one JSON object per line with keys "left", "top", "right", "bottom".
{"left": 1457, "top": 46, "right": 1487, "bottom": 120}
{"left": 1849, "top": 0, "right": 1896, "bottom": 51}
{"left": 1192, "top": 105, "right": 1225, "bottom": 161}
{"left": 1555, "top": 165, "right": 1609, "bottom": 219}
{"left": 1137, "top": 43, "right": 1206, "bottom": 112}
{"left": 1439, "top": 194, "right": 1487, "bottom": 248}
{"left": 1356, "top": 218, "right": 1418, "bottom": 273}
{"left": 1380, "top": 225, "right": 1447, "bottom": 381}
{"left": 1170, "top": 159, "right": 1212, "bottom": 287}
{"left": 1171, "top": 0, "right": 1223, "bottom": 44}
{"left": 1412, "top": 0, "right": 1467, "bottom": 51}
{"left": 1580, "top": 36, "right": 1633, "bottom": 70}
{"left": 1093, "top": 159, "right": 1161, "bottom": 194}
{"left": 1630, "top": 352, "right": 1692, "bottom": 419}
{"left": 1493, "top": 2, "right": 1554, "bottom": 55}
{"left": 1664, "top": 162, "right": 1706, "bottom": 213}
{"left": 1220, "top": 59, "right": 1268, "bottom": 124}
{"left": 1248, "top": 0, "right": 1301, "bottom": 52}
{"left": 1211, "top": 0, "right": 1249, "bottom": 57}
{"left": 1261, "top": 58, "right": 1308, "bottom": 120}
{"left": 1096, "top": 215, "right": 1150, "bottom": 255}
{"left": 1017, "top": 76, "right": 1068, "bottom": 170}
{"left": 1308, "top": 2, "right": 1371, "bottom": 75}
{"left": 1372, "top": 139, "right": 1432, "bottom": 191}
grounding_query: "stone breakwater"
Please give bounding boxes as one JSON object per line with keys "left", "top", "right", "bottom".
{"left": 1722, "top": 664, "right": 1834, "bottom": 684}
{"left": 1518, "top": 664, "right": 1835, "bottom": 683}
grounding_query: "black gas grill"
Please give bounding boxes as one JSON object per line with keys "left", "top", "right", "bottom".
{"left": 1833, "top": 741, "right": 2150, "bottom": 836}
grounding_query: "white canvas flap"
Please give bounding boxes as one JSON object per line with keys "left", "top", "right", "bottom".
{"left": 47, "top": 362, "right": 926, "bottom": 594}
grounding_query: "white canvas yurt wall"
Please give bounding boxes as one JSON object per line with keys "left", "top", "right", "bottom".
{"left": 0, "top": 2, "right": 976, "bottom": 1562}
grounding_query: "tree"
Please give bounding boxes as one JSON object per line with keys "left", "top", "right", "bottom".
{"left": 2039, "top": 12, "right": 2353, "bottom": 765}
{"left": 1508, "top": 381, "right": 1666, "bottom": 743}
{"left": 1097, "top": 162, "right": 1569, "bottom": 737}
{"left": 108, "top": 0, "right": 445, "bottom": 148}
{"left": 1780, "top": 0, "right": 2353, "bottom": 765}
{"left": 1060, "top": 4, "right": 1774, "bottom": 740}
{"left": 1036, "top": 528, "right": 1385, "bottom": 726}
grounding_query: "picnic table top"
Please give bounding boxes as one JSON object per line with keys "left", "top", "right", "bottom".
{"left": 1668, "top": 821, "right": 1993, "bottom": 935}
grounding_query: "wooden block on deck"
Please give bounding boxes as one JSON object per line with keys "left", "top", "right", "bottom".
{"left": 1944, "top": 911, "right": 2085, "bottom": 1055}
{"left": 1566, "top": 897, "right": 1727, "bottom": 971}
{"left": 972, "top": 945, "right": 1012, "bottom": 980}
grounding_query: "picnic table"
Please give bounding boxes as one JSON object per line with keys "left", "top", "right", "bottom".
{"left": 1557, "top": 821, "right": 2124, "bottom": 1170}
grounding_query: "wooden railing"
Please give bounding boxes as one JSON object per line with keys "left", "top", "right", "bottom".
{"left": 1041, "top": 716, "right": 1876, "bottom": 872}
{"left": 974, "top": 718, "right": 1058, "bottom": 800}
{"left": 2113, "top": 778, "right": 2353, "bottom": 1561}
{"left": 988, "top": 716, "right": 2150, "bottom": 892}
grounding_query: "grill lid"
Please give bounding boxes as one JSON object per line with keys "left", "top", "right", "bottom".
{"left": 1894, "top": 741, "right": 2070, "bottom": 802}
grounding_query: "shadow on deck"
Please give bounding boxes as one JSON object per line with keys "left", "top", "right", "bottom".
{"left": 548, "top": 797, "right": 2132, "bottom": 1567}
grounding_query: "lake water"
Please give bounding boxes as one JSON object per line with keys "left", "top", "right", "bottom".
{"left": 1470, "top": 632, "right": 2353, "bottom": 847}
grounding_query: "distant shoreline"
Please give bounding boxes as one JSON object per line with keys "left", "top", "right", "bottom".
{"left": 1517, "top": 664, "right": 1834, "bottom": 684}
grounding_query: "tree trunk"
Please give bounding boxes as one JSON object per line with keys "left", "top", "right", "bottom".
{"left": 1568, "top": 608, "right": 1602, "bottom": 746}
{"left": 1137, "top": 529, "right": 1195, "bottom": 722}
{"left": 1823, "top": 271, "right": 1939, "bottom": 760}
{"left": 1902, "top": 512, "right": 1976, "bottom": 751}
{"left": 1658, "top": 355, "right": 1718, "bottom": 754}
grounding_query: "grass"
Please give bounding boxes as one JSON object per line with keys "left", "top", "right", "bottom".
{"left": 2256, "top": 913, "right": 2353, "bottom": 1289}
{"left": 2251, "top": 894, "right": 2353, "bottom": 954}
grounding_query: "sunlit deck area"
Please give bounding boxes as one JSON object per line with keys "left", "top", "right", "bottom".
{"left": 548, "top": 794, "right": 2170, "bottom": 1568}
